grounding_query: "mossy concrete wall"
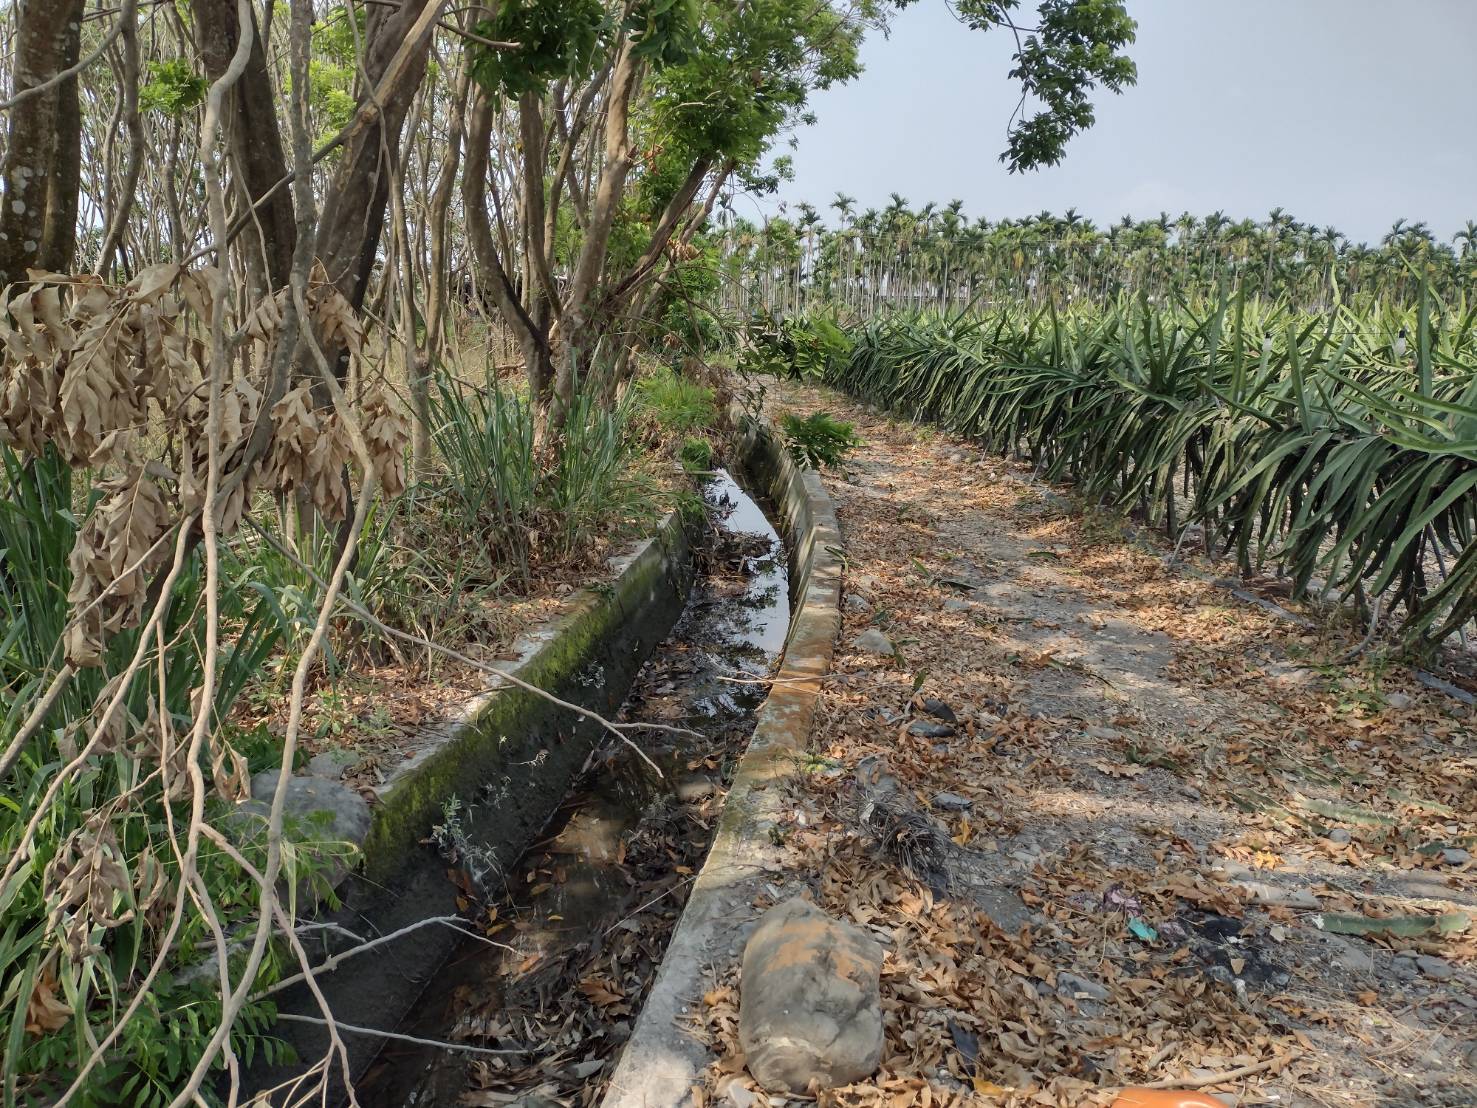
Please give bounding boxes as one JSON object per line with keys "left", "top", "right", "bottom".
{"left": 249, "top": 511, "right": 695, "bottom": 1101}
{"left": 363, "top": 508, "right": 692, "bottom": 883}
{"left": 603, "top": 418, "right": 844, "bottom": 1108}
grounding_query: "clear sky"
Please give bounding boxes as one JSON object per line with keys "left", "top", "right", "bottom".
{"left": 764, "top": 0, "right": 1476, "bottom": 246}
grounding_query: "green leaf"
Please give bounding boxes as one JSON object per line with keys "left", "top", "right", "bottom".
{"left": 1315, "top": 912, "right": 1470, "bottom": 938}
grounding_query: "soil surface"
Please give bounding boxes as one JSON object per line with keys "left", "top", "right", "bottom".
{"left": 694, "top": 382, "right": 1476, "bottom": 1108}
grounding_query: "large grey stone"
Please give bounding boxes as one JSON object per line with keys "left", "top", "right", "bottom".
{"left": 235, "top": 772, "right": 371, "bottom": 895}
{"left": 920, "top": 697, "right": 957, "bottom": 722}
{"left": 1417, "top": 955, "right": 1455, "bottom": 982}
{"left": 852, "top": 629, "right": 894, "bottom": 656}
{"left": 739, "top": 898, "right": 883, "bottom": 1093}
{"left": 307, "top": 748, "right": 362, "bottom": 781}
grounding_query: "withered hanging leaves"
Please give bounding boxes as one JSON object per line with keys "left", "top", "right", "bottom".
{"left": 305, "top": 262, "right": 364, "bottom": 359}
{"left": 268, "top": 385, "right": 353, "bottom": 522}
{"left": 0, "top": 282, "right": 68, "bottom": 453}
{"left": 177, "top": 374, "right": 265, "bottom": 533}
{"left": 0, "top": 263, "right": 377, "bottom": 672}
{"left": 126, "top": 263, "right": 184, "bottom": 303}
{"left": 0, "top": 266, "right": 225, "bottom": 467}
{"left": 139, "top": 697, "right": 192, "bottom": 801}
{"left": 53, "top": 266, "right": 187, "bottom": 466}
{"left": 362, "top": 385, "right": 411, "bottom": 498}
{"left": 64, "top": 467, "right": 172, "bottom": 666}
{"left": 43, "top": 815, "right": 136, "bottom": 959}
{"left": 132, "top": 846, "right": 170, "bottom": 932}
{"left": 209, "top": 733, "right": 252, "bottom": 804}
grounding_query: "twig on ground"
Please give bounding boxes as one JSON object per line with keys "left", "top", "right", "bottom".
{"left": 274, "top": 1013, "right": 528, "bottom": 1056}
{"left": 1338, "top": 596, "right": 1383, "bottom": 664}
{"left": 1143, "top": 1052, "right": 1299, "bottom": 1089}
{"left": 600, "top": 876, "right": 697, "bottom": 937}
{"left": 715, "top": 672, "right": 842, "bottom": 686}
{"left": 255, "top": 914, "right": 516, "bottom": 1000}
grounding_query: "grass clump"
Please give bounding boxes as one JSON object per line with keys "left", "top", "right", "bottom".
{"left": 633, "top": 365, "right": 717, "bottom": 436}
{"left": 428, "top": 377, "right": 659, "bottom": 588}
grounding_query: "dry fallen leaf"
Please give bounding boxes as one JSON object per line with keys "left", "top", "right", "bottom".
{"left": 1092, "top": 761, "right": 1148, "bottom": 779}
{"left": 578, "top": 976, "right": 627, "bottom": 1009}
{"left": 25, "top": 969, "right": 70, "bottom": 1036}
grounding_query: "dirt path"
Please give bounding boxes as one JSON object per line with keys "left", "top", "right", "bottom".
{"left": 696, "top": 383, "right": 1476, "bottom": 1108}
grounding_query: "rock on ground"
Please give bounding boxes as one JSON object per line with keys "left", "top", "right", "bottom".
{"left": 931, "top": 791, "right": 973, "bottom": 811}
{"left": 235, "top": 772, "right": 371, "bottom": 896}
{"left": 738, "top": 898, "right": 883, "bottom": 1093}
{"left": 307, "top": 748, "right": 362, "bottom": 781}
{"left": 919, "top": 697, "right": 957, "bottom": 722}
{"left": 852, "top": 628, "right": 894, "bottom": 655}
{"left": 907, "top": 720, "right": 955, "bottom": 738}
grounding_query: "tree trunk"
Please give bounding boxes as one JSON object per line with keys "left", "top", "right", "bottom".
{"left": 423, "top": 53, "right": 472, "bottom": 357}
{"left": 463, "top": 91, "right": 554, "bottom": 404}
{"left": 313, "top": 0, "right": 442, "bottom": 318}
{"left": 554, "top": 42, "right": 640, "bottom": 427}
{"left": 94, "top": 0, "right": 140, "bottom": 277}
{"left": 191, "top": 0, "right": 296, "bottom": 292}
{"left": 0, "top": 0, "right": 86, "bottom": 286}
{"left": 40, "top": 0, "right": 83, "bottom": 273}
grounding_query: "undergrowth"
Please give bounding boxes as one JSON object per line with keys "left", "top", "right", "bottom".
{"left": 825, "top": 289, "right": 1477, "bottom": 649}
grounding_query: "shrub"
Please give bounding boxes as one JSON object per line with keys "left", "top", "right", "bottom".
{"left": 740, "top": 309, "right": 854, "bottom": 380}
{"left": 0, "top": 447, "right": 301, "bottom": 1104}
{"left": 225, "top": 502, "right": 404, "bottom": 670}
{"left": 545, "top": 392, "right": 649, "bottom": 553}
{"left": 780, "top": 411, "right": 860, "bottom": 470}
{"left": 430, "top": 377, "right": 651, "bottom": 580}
{"left": 679, "top": 437, "right": 715, "bottom": 472}
{"left": 430, "top": 376, "right": 540, "bottom": 580}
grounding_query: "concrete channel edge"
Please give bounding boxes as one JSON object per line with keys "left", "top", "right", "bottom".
{"left": 602, "top": 416, "right": 845, "bottom": 1108}
{"left": 250, "top": 509, "right": 697, "bottom": 1098}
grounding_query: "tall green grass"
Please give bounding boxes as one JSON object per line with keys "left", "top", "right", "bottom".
{"left": 429, "top": 378, "right": 649, "bottom": 585}
{"left": 0, "top": 447, "right": 291, "bottom": 1104}
{"left": 826, "top": 292, "right": 1477, "bottom": 648}
{"left": 430, "top": 376, "right": 540, "bottom": 579}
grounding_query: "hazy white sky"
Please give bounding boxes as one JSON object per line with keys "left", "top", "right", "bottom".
{"left": 764, "top": 0, "right": 1476, "bottom": 245}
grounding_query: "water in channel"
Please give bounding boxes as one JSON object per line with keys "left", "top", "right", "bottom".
{"left": 357, "top": 469, "right": 789, "bottom": 1106}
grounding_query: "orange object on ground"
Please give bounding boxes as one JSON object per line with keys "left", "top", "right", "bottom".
{"left": 1110, "top": 1091, "right": 1226, "bottom": 1108}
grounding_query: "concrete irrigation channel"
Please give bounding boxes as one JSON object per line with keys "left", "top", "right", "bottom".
{"left": 245, "top": 419, "right": 843, "bottom": 1106}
